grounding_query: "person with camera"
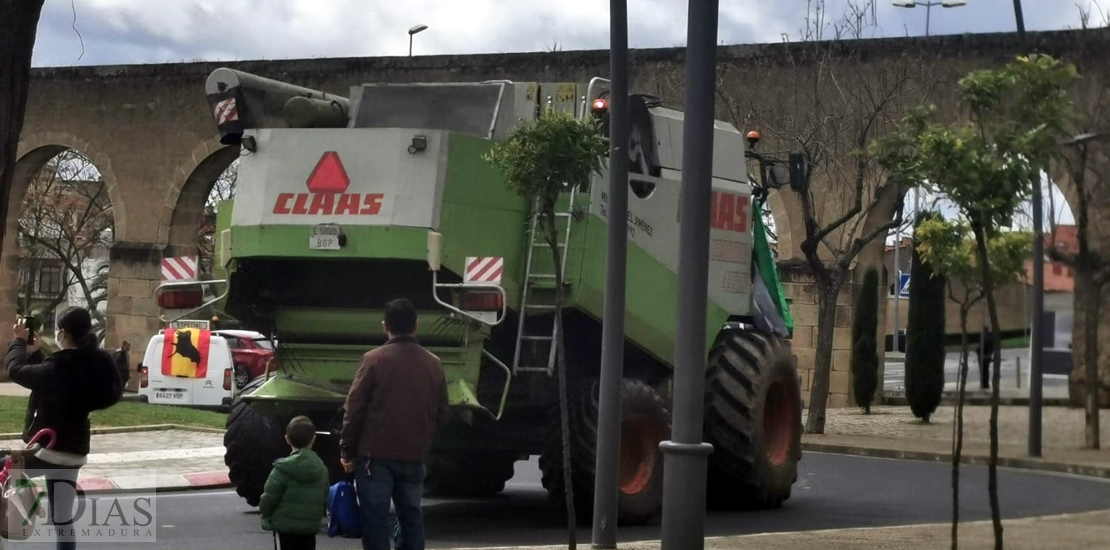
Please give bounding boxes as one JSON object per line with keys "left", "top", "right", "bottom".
{"left": 4, "top": 307, "right": 122, "bottom": 550}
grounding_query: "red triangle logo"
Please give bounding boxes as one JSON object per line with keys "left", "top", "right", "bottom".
{"left": 305, "top": 151, "right": 350, "bottom": 193}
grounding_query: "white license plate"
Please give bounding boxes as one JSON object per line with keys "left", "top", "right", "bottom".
{"left": 310, "top": 225, "right": 341, "bottom": 250}
{"left": 155, "top": 391, "right": 185, "bottom": 400}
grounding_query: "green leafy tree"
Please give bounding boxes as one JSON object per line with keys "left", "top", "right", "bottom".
{"left": 850, "top": 266, "right": 880, "bottom": 414}
{"left": 915, "top": 217, "right": 1030, "bottom": 549}
{"left": 875, "top": 54, "right": 1076, "bottom": 550}
{"left": 483, "top": 108, "right": 608, "bottom": 549}
{"left": 904, "top": 211, "right": 947, "bottom": 423}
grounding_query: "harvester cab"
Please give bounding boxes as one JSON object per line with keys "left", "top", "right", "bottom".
{"left": 167, "top": 67, "right": 803, "bottom": 523}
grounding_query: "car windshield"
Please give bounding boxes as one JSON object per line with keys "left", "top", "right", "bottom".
{"left": 251, "top": 338, "right": 274, "bottom": 350}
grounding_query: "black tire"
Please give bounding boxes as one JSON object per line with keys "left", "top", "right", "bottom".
{"left": 224, "top": 378, "right": 288, "bottom": 507}
{"left": 233, "top": 365, "right": 251, "bottom": 389}
{"left": 539, "top": 378, "right": 670, "bottom": 526}
{"left": 424, "top": 451, "right": 519, "bottom": 497}
{"left": 703, "top": 328, "right": 803, "bottom": 510}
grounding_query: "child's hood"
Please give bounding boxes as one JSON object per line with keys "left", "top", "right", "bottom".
{"left": 274, "top": 450, "right": 328, "bottom": 483}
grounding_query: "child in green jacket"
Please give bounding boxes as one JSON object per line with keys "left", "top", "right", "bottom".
{"left": 260, "top": 416, "right": 331, "bottom": 550}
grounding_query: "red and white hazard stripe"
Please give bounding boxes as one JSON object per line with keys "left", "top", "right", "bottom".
{"left": 213, "top": 98, "right": 239, "bottom": 125}
{"left": 162, "top": 256, "right": 198, "bottom": 281}
{"left": 464, "top": 257, "right": 503, "bottom": 284}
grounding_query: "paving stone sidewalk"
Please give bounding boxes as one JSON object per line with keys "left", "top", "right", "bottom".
{"left": 0, "top": 427, "right": 228, "bottom": 493}
{"left": 462, "top": 509, "right": 1110, "bottom": 549}
{"left": 802, "top": 403, "right": 1110, "bottom": 476}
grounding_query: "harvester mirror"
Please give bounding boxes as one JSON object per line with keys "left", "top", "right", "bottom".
{"left": 789, "top": 150, "right": 810, "bottom": 193}
{"left": 427, "top": 231, "right": 443, "bottom": 271}
{"left": 765, "top": 164, "right": 789, "bottom": 189}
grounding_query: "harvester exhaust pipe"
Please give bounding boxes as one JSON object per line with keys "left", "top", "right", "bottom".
{"left": 205, "top": 68, "right": 351, "bottom": 145}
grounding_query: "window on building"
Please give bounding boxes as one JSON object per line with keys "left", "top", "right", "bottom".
{"left": 38, "top": 266, "right": 63, "bottom": 296}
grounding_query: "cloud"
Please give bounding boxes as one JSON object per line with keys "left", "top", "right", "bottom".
{"left": 30, "top": 0, "right": 1086, "bottom": 67}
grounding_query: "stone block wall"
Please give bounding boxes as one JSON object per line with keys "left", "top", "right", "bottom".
{"left": 779, "top": 261, "right": 859, "bottom": 409}
{"left": 107, "top": 243, "right": 168, "bottom": 392}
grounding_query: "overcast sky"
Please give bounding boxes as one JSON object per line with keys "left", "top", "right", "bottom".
{"left": 28, "top": 0, "right": 1087, "bottom": 229}
{"left": 30, "top": 0, "right": 1091, "bottom": 67}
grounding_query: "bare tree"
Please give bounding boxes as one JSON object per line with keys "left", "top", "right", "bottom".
{"left": 715, "top": 1, "right": 937, "bottom": 433}
{"left": 18, "top": 151, "right": 114, "bottom": 338}
{"left": 198, "top": 160, "right": 238, "bottom": 275}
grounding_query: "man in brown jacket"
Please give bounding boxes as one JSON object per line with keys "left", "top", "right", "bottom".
{"left": 340, "top": 298, "right": 448, "bottom": 550}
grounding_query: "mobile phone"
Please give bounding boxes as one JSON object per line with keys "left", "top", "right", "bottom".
{"left": 21, "top": 316, "right": 36, "bottom": 338}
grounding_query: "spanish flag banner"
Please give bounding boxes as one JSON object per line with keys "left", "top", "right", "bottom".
{"left": 161, "top": 328, "right": 211, "bottom": 378}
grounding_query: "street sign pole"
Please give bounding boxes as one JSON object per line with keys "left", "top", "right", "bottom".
{"left": 591, "top": 0, "right": 629, "bottom": 546}
{"left": 659, "top": 0, "right": 718, "bottom": 547}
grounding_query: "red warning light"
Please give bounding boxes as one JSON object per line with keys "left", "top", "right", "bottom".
{"left": 305, "top": 151, "right": 350, "bottom": 193}
{"left": 591, "top": 98, "right": 609, "bottom": 113}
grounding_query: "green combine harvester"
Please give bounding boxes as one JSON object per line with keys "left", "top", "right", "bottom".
{"left": 155, "top": 68, "right": 804, "bottom": 525}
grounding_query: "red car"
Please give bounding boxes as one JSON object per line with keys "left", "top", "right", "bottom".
{"left": 213, "top": 330, "right": 275, "bottom": 388}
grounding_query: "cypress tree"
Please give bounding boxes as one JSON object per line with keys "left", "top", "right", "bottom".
{"left": 851, "top": 266, "right": 880, "bottom": 413}
{"left": 905, "top": 211, "right": 948, "bottom": 422}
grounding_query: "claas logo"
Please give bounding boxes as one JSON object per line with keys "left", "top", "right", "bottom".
{"left": 272, "top": 151, "right": 384, "bottom": 216}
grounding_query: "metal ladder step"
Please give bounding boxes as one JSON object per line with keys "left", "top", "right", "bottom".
{"left": 520, "top": 335, "right": 554, "bottom": 342}
{"left": 525, "top": 304, "right": 557, "bottom": 311}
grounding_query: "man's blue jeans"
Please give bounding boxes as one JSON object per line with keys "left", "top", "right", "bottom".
{"left": 355, "top": 457, "right": 426, "bottom": 550}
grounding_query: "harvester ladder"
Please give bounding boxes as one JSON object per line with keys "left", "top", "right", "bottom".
{"left": 512, "top": 186, "right": 579, "bottom": 376}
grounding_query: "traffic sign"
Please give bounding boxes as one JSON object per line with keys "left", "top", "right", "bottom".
{"left": 898, "top": 272, "right": 911, "bottom": 298}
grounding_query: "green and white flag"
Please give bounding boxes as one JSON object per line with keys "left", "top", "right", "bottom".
{"left": 750, "top": 194, "right": 793, "bottom": 338}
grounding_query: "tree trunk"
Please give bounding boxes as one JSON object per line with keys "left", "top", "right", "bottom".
{"left": 806, "top": 274, "right": 845, "bottom": 434}
{"left": 0, "top": 0, "right": 48, "bottom": 261}
{"left": 971, "top": 226, "right": 1003, "bottom": 550}
{"left": 951, "top": 301, "right": 974, "bottom": 550}
{"left": 545, "top": 210, "right": 575, "bottom": 549}
{"left": 1078, "top": 271, "right": 1101, "bottom": 449}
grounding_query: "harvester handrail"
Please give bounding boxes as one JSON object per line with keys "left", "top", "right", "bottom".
{"left": 430, "top": 271, "right": 508, "bottom": 327}
{"left": 481, "top": 349, "right": 512, "bottom": 420}
{"left": 155, "top": 279, "right": 230, "bottom": 324}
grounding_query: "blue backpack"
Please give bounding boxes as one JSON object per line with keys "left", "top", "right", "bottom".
{"left": 327, "top": 479, "right": 361, "bottom": 538}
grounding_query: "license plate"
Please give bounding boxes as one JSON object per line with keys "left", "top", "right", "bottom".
{"left": 310, "top": 225, "right": 341, "bottom": 250}
{"left": 155, "top": 392, "right": 185, "bottom": 400}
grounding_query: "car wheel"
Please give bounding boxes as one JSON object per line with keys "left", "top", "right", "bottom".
{"left": 233, "top": 365, "right": 251, "bottom": 389}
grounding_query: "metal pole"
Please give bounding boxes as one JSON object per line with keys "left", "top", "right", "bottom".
{"left": 659, "top": 0, "right": 718, "bottom": 547}
{"left": 409, "top": 35, "right": 413, "bottom": 57}
{"left": 591, "top": 0, "right": 629, "bottom": 546}
{"left": 1009, "top": 0, "right": 1041, "bottom": 458}
{"left": 925, "top": 3, "right": 932, "bottom": 36}
{"left": 894, "top": 226, "right": 902, "bottom": 355}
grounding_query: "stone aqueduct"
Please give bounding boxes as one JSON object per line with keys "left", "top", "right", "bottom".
{"left": 10, "top": 28, "right": 1110, "bottom": 405}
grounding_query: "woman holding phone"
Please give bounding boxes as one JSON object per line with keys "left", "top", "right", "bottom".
{"left": 4, "top": 306, "right": 121, "bottom": 550}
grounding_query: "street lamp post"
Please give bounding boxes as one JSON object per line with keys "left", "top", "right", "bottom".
{"left": 408, "top": 24, "right": 428, "bottom": 57}
{"left": 659, "top": 0, "right": 719, "bottom": 547}
{"left": 892, "top": 0, "right": 967, "bottom": 36}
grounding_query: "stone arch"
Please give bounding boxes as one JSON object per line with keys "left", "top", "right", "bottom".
{"left": 1, "top": 133, "right": 125, "bottom": 377}
{"left": 156, "top": 136, "right": 240, "bottom": 248}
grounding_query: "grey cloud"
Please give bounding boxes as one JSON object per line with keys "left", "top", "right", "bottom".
{"left": 29, "top": 0, "right": 1085, "bottom": 68}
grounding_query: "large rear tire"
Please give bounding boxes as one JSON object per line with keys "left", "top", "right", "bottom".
{"left": 224, "top": 379, "right": 288, "bottom": 507}
{"left": 424, "top": 451, "right": 519, "bottom": 497}
{"left": 539, "top": 378, "right": 670, "bottom": 526}
{"left": 703, "top": 328, "right": 802, "bottom": 510}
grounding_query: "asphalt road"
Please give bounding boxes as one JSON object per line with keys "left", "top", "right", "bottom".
{"left": 883, "top": 349, "right": 1070, "bottom": 392}
{"left": 13, "top": 453, "right": 1110, "bottom": 549}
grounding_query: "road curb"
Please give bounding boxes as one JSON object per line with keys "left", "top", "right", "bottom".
{"left": 802, "top": 442, "right": 1110, "bottom": 479}
{"left": 69, "top": 471, "right": 232, "bottom": 496}
{"left": 882, "top": 393, "right": 1073, "bottom": 407}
